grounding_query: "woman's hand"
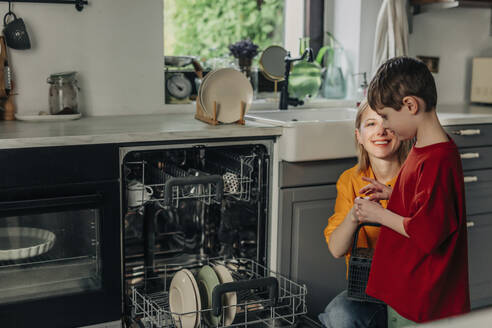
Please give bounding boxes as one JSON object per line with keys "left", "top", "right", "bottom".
{"left": 359, "top": 176, "right": 392, "bottom": 201}
{"left": 353, "top": 197, "right": 385, "bottom": 224}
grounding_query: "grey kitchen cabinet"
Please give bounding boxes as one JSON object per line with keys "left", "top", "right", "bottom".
{"left": 445, "top": 123, "right": 492, "bottom": 309}
{"left": 277, "top": 158, "right": 356, "bottom": 318}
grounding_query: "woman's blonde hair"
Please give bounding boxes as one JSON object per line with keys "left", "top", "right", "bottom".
{"left": 355, "top": 99, "right": 413, "bottom": 172}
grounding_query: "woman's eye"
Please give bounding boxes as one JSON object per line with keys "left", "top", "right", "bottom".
{"left": 366, "top": 122, "right": 375, "bottom": 126}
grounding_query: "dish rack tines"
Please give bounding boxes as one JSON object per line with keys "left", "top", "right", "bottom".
{"left": 125, "top": 161, "right": 223, "bottom": 208}
{"left": 205, "top": 150, "right": 256, "bottom": 202}
{"left": 129, "top": 257, "right": 307, "bottom": 328}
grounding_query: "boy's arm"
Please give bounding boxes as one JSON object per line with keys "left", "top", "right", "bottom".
{"left": 354, "top": 198, "right": 409, "bottom": 237}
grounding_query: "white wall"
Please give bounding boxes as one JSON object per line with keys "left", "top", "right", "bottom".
{"left": 2, "top": 0, "right": 164, "bottom": 116}
{"left": 409, "top": 8, "right": 492, "bottom": 105}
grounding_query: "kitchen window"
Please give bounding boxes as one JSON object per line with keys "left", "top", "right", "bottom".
{"left": 163, "top": 0, "right": 328, "bottom": 105}
{"left": 164, "top": 0, "right": 285, "bottom": 61}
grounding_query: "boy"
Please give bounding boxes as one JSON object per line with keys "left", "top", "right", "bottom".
{"left": 353, "top": 56, "right": 470, "bottom": 323}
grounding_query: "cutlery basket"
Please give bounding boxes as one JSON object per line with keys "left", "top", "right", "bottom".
{"left": 347, "top": 223, "right": 384, "bottom": 304}
{"left": 129, "top": 257, "right": 307, "bottom": 328}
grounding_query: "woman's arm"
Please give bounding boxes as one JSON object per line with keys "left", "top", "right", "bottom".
{"left": 328, "top": 206, "right": 360, "bottom": 258}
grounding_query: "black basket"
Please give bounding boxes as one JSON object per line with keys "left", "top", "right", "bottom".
{"left": 347, "top": 223, "right": 384, "bottom": 303}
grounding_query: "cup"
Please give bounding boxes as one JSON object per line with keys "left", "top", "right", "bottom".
{"left": 3, "top": 12, "right": 31, "bottom": 50}
{"left": 127, "top": 180, "right": 153, "bottom": 207}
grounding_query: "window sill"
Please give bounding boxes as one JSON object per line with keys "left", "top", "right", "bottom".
{"left": 163, "top": 97, "right": 357, "bottom": 114}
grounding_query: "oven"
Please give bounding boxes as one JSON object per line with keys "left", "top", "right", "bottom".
{"left": 0, "top": 145, "right": 121, "bottom": 328}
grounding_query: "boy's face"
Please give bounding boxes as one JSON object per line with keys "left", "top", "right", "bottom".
{"left": 376, "top": 106, "right": 418, "bottom": 140}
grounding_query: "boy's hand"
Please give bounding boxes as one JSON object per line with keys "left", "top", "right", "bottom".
{"left": 359, "top": 176, "right": 392, "bottom": 201}
{"left": 354, "top": 197, "right": 385, "bottom": 224}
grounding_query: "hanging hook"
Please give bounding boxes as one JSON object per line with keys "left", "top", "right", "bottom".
{"left": 8, "top": 0, "right": 12, "bottom": 14}
{"left": 75, "top": 0, "right": 84, "bottom": 11}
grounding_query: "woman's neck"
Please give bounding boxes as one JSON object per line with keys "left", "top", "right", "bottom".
{"left": 369, "top": 156, "right": 401, "bottom": 184}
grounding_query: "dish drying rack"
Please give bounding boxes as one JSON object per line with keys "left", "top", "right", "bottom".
{"left": 129, "top": 257, "right": 307, "bottom": 328}
{"left": 125, "top": 151, "right": 256, "bottom": 208}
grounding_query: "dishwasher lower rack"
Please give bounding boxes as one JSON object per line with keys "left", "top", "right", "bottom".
{"left": 129, "top": 257, "right": 307, "bottom": 328}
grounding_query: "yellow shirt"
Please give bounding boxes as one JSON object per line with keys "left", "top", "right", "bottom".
{"left": 324, "top": 164, "right": 398, "bottom": 273}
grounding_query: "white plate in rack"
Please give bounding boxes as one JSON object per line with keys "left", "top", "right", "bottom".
{"left": 169, "top": 269, "right": 198, "bottom": 328}
{"left": 15, "top": 113, "right": 82, "bottom": 122}
{"left": 200, "top": 68, "right": 253, "bottom": 123}
{"left": 213, "top": 264, "right": 237, "bottom": 326}
{"left": 182, "top": 268, "right": 201, "bottom": 328}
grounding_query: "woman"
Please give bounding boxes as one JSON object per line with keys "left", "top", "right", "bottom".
{"left": 318, "top": 100, "right": 412, "bottom": 328}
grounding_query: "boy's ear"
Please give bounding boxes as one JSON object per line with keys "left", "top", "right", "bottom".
{"left": 402, "top": 96, "right": 420, "bottom": 115}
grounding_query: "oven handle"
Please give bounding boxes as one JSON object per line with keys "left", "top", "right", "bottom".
{"left": 211, "top": 276, "right": 278, "bottom": 316}
{"left": 0, "top": 194, "right": 102, "bottom": 212}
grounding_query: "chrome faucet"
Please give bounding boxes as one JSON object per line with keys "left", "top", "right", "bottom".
{"left": 279, "top": 47, "right": 314, "bottom": 110}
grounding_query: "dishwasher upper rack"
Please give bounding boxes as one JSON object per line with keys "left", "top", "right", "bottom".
{"left": 124, "top": 151, "right": 256, "bottom": 208}
{"left": 129, "top": 257, "right": 307, "bottom": 328}
{"left": 125, "top": 160, "right": 222, "bottom": 208}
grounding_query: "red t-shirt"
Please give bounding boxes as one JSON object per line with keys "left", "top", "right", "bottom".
{"left": 366, "top": 138, "right": 470, "bottom": 323}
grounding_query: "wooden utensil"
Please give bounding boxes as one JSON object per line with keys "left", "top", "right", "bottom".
{"left": 3, "top": 94, "right": 15, "bottom": 121}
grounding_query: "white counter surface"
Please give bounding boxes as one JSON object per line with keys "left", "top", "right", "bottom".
{"left": 0, "top": 113, "right": 282, "bottom": 149}
{"left": 1, "top": 103, "right": 491, "bottom": 150}
{"left": 437, "top": 104, "right": 492, "bottom": 125}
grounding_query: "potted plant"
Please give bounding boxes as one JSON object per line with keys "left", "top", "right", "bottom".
{"left": 228, "top": 39, "right": 259, "bottom": 78}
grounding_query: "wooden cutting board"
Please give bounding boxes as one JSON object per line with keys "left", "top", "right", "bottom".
{"left": 0, "top": 36, "right": 15, "bottom": 120}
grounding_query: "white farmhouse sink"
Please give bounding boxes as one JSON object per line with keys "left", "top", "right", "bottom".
{"left": 246, "top": 107, "right": 358, "bottom": 161}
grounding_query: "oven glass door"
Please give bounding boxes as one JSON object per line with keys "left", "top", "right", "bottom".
{"left": 0, "top": 181, "right": 121, "bottom": 327}
{"left": 0, "top": 197, "right": 102, "bottom": 304}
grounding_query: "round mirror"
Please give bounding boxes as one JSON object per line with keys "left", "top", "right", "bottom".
{"left": 259, "top": 45, "right": 288, "bottom": 81}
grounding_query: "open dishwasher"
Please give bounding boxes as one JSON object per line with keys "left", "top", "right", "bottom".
{"left": 120, "top": 140, "right": 307, "bottom": 328}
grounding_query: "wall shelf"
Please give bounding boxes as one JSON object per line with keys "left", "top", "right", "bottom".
{"left": 0, "top": 0, "right": 88, "bottom": 11}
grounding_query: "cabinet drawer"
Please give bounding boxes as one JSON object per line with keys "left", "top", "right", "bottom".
{"left": 460, "top": 146, "right": 492, "bottom": 171}
{"left": 464, "top": 169, "right": 492, "bottom": 215}
{"left": 466, "top": 212, "right": 492, "bottom": 308}
{"left": 279, "top": 158, "right": 357, "bottom": 188}
{"left": 445, "top": 124, "right": 492, "bottom": 148}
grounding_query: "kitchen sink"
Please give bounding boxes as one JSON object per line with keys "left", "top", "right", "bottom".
{"left": 246, "top": 107, "right": 358, "bottom": 161}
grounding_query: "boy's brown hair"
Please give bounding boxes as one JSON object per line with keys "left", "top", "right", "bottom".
{"left": 367, "top": 56, "right": 437, "bottom": 112}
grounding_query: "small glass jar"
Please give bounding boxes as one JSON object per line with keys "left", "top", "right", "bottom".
{"left": 47, "top": 71, "right": 80, "bottom": 115}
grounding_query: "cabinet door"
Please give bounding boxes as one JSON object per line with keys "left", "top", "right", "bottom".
{"left": 467, "top": 213, "right": 492, "bottom": 309}
{"left": 278, "top": 185, "right": 347, "bottom": 318}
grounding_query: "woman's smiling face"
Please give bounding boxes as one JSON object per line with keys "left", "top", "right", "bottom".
{"left": 356, "top": 107, "right": 401, "bottom": 160}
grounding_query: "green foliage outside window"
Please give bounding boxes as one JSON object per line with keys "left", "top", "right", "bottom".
{"left": 164, "top": 0, "right": 284, "bottom": 62}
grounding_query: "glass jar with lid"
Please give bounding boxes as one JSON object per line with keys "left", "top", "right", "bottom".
{"left": 47, "top": 71, "right": 80, "bottom": 115}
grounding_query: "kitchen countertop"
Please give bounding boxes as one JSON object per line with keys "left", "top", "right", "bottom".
{"left": 437, "top": 104, "right": 492, "bottom": 125}
{"left": 0, "top": 113, "right": 282, "bottom": 149}
{"left": 1, "top": 103, "right": 491, "bottom": 150}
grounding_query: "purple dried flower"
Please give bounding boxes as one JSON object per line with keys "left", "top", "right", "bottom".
{"left": 229, "top": 39, "right": 259, "bottom": 59}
